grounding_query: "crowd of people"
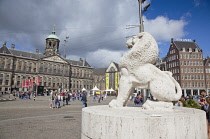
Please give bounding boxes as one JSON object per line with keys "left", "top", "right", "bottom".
{"left": 1, "top": 91, "right": 36, "bottom": 101}
{"left": 92, "top": 93, "right": 107, "bottom": 103}
{"left": 48, "top": 91, "right": 88, "bottom": 109}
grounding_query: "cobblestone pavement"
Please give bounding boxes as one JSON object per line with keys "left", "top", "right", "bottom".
{"left": 0, "top": 94, "right": 136, "bottom": 139}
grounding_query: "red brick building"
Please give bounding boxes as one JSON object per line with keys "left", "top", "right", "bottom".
{"left": 204, "top": 57, "right": 210, "bottom": 94}
{"left": 166, "top": 39, "right": 206, "bottom": 96}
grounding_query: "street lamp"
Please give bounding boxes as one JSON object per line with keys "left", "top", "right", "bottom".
{"left": 138, "top": 0, "right": 150, "bottom": 33}
{"left": 63, "top": 36, "right": 69, "bottom": 58}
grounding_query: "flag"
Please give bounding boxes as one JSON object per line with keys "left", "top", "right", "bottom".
{"left": 36, "top": 76, "right": 40, "bottom": 86}
{"left": 22, "top": 81, "right": 25, "bottom": 88}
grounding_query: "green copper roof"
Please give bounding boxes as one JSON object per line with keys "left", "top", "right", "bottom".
{"left": 47, "top": 29, "right": 59, "bottom": 40}
{"left": 47, "top": 34, "right": 59, "bottom": 39}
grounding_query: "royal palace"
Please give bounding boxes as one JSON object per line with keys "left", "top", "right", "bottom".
{"left": 0, "top": 29, "right": 93, "bottom": 93}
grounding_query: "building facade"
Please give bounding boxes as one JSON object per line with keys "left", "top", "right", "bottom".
{"left": 0, "top": 30, "right": 93, "bottom": 93}
{"left": 93, "top": 68, "right": 106, "bottom": 90}
{"left": 105, "top": 62, "right": 119, "bottom": 90}
{"left": 166, "top": 39, "right": 206, "bottom": 96}
{"left": 155, "top": 57, "right": 167, "bottom": 71}
{"left": 204, "top": 57, "right": 210, "bottom": 94}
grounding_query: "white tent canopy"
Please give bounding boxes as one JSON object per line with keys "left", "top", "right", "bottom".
{"left": 105, "top": 88, "right": 115, "bottom": 92}
{"left": 91, "top": 86, "right": 100, "bottom": 95}
{"left": 82, "top": 88, "right": 87, "bottom": 91}
{"left": 110, "top": 88, "right": 114, "bottom": 91}
{"left": 92, "top": 86, "right": 100, "bottom": 91}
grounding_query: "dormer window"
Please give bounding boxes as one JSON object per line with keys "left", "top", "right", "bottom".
{"left": 195, "top": 48, "right": 198, "bottom": 52}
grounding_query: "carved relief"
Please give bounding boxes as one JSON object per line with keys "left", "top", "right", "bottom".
{"left": 43, "top": 56, "right": 67, "bottom": 63}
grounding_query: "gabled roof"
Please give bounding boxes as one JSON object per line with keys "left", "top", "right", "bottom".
{"left": 106, "top": 62, "right": 119, "bottom": 72}
{"left": 93, "top": 68, "right": 107, "bottom": 75}
{"left": 0, "top": 45, "right": 12, "bottom": 55}
{"left": 173, "top": 41, "right": 202, "bottom": 52}
{"left": 204, "top": 57, "right": 210, "bottom": 66}
{"left": 113, "top": 62, "right": 119, "bottom": 70}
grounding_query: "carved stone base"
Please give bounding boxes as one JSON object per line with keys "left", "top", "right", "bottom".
{"left": 81, "top": 105, "right": 207, "bottom": 139}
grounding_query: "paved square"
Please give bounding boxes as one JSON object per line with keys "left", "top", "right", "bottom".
{"left": 0, "top": 95, "right": 135, "bottom": 139}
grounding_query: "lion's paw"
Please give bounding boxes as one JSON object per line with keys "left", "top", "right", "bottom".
{"left": 109, "top": 99, "right": 124, "bottom": 108}
{"left": 109, "top": 99, "right": 117, "bottom": 108}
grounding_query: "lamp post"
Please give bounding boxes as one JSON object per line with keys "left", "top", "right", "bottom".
{"left": 137, "top": 0, "right": 150, "bottom": 104}
{"left": 138, "top": 0, "right": 150, "bottom": 33}
{"left": 63, "top": 36, "right": 69, "bottom": 58}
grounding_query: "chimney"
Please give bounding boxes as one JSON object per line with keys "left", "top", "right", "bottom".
{"left": 193, "top": 39, "right": 196, "bottom": 42}
{"left": 171, "top": 38, "right": 174, "bottom": 42}
{"left": 36, "top": 49, "right": 39, "bottom": 54}
{"left": 11, "top": 44, "right": 15, "bottom": 49}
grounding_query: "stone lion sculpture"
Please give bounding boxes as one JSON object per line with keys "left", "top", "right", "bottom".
{"left": 109, "top": 32, "right": 182, "bottom": 110}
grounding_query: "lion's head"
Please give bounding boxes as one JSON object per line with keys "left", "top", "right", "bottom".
{"left": 120, "top": 32, "right": 159, "bottom": 68}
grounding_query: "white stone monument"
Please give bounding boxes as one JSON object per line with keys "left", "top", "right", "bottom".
{"left": 81, "top": 32, "right": 207, "bottom": 139}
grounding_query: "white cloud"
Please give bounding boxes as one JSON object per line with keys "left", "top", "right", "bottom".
{"left": 86, "top": 49, "right": 125, "bottom": 68}
{"left": 144, "top": 16, "right": 187, "bottom": 41}
{"left": 193, "top": 0, "right": 200, "bottom": 7}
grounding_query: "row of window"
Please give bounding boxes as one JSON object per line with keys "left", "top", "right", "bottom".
{"left": 173, "top": 75, "right": 180, "bottom": 80}
{"left": 168, "top": 61, "right": 179, "bottom": 68}
{"left": 181, "top": 68, "right": 203, "bottom": 73}
{"left": 169, "top": 68, "right": 179, "bottom": 74}
{"left": 206, "top": 75, "right": 210, "bottom": 80}
{"left": 207, "top": 82, "right": 210, "bottom": 88}
{"left": 169, "top": 49, "right": 176, "bottom": 54}
{"left": 182, "top": 82, "right": 205, "bottom": 88}
{"left": 181, "top": 61, "right": 203, "bottom": 66}
{"left": 206, "top": 68, "right": 210, "bottom": 73}
{"left": 180, "top": 53, "right": 202, "bottom": 59}
{"left": 181, "top": 75, "right": 205, "bottom": 80}
{"left": 167, "top": 55, "right": 178, "bottom": 62}
{"left": 72, "top": 69, "right": 92, "bottom": 77}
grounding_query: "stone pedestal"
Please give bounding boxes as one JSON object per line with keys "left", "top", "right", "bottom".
{"left": 81, "top": 105, "right": 207, "bottom": 139}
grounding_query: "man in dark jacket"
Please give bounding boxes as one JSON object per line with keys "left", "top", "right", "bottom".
{"left": 81, "top": 92, "right": 87, "bottom": 107}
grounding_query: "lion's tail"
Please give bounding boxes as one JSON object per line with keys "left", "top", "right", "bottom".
{"left": 165, "top": 71, "right": 182, "bottom": 101}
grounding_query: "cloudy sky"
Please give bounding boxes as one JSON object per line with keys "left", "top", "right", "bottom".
{"left": 0, "top": 0, "right": 209, "bottom": 68}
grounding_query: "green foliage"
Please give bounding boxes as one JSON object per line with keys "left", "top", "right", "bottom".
{"left": 182, "top": 99, "right": 201, "bottom": 109}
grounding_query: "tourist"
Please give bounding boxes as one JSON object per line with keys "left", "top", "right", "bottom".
{"left": 204, "top": 97, "right": 210, "bottom": 137}
{"left": 98, "top": 94, "right": 101, "bottom": 103}
{"left": 62, "top": 92, "right": 65, "bottom": 106}
{"left": 93, "top": 95, "right": 96, "bottom": 102}
{"left": 134, "top": 94, "right": 142, "bottom": 106}
{"left": 201, "top": 90, "right": 208, "bottom": 98}
{"left": 104, "top": 93, "right": 107, "bottom": 101}
{"left": 72, "top": 93, "right": 75, "bottom": 101}
{"left": 81, "top": 92, "right": 87, "bottom": 107}
{"left": 74, "top": 93, "right": 77, "bottom": 100}
{"left": 55, "top": 96, "right": 60, "bottom": 109}
{"left": 175, "top": 98, "right": 184, "bottom": 107}
{"left": 65, "top": 92, "right": 69, "bottom": 105}
{"left": 49, "top": 92, "right": 55, "bottom": 109}
{"left": 33, "top": 92, "right": 36, "bottom": 101}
